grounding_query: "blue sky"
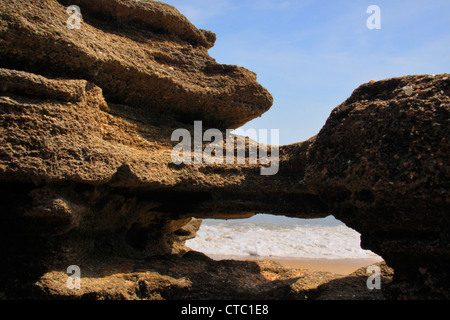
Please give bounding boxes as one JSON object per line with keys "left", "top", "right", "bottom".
{"left": 161, "top": 0, "right": 450, "bottom": 145}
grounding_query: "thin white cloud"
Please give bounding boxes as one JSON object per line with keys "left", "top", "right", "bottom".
{"left": 163, "top": 0, "right": 236, "bottom": 26}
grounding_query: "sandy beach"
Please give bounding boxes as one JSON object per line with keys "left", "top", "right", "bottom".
{"left": 207, "top": 254, "right": 384, "bottom": 275}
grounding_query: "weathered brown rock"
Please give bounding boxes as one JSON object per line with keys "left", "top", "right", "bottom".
{"left": 305, "top": 75, "right": 450, "bottom": 299}
{"left": 0, "top": 0, "right": 448, "bottom": 300}
{"left": 21, "top": 252, "right": 393, "bottom": 300}
{"left": 0, "top": 0, "right": 324, "bottom": 299}
{"left": 60, "top": 0, "right": 217, "bottom": 49}
{"left": 0, "top": 0, "right": 273, "bottom": 130}
{"left": 0, "top": 65, "right": 325, "bottom": 293}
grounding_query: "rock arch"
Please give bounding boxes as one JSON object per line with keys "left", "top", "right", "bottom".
{"left": 0, "top": 0, "right": 448, "bottom": 299}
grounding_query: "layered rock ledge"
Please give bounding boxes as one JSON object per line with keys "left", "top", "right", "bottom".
{"left": 0, "top": 0, "right": 449, "bottom": 300}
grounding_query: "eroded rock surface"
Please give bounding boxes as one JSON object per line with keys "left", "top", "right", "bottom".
{"left": 0, "top": 0, "right": 448, "bottom": 300}
{"left": 305, "top": 75, "right": 450, "bottom": 299}
{"left": 25, "top": 253, "right": 393, "bottom": 301}
{"left": 1, "top": 0, "right": 273, "bottom": 130}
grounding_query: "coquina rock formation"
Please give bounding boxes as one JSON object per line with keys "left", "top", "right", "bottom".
{"left": 0, "top": 0, "right": 448, "bottom": 300}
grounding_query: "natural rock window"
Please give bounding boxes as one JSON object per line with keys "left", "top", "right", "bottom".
{"left": 187, "top": 214, "right": 383, "bottom": 274}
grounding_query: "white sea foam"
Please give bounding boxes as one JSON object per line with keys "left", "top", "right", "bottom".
{"left": 186, "top": 215, "right": 381, "bottom": 260}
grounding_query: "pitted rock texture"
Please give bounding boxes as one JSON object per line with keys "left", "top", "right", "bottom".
{"left": 0, "top": 0, "right": 323, "bottom": 299}
{"left": 0, "top": 0, "right": 273, "bottom": 130}
{"left": 24, "top": 253, "right": 392, "bottom": 301}
{"left": 0, "top": 0, "right": 449, "bottom": 300}
{"left": 305, "top": 74, "right": 450, "bottom": 299}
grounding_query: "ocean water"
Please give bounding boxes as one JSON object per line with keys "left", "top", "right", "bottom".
{"left": 186, "top": 214, "right": 381, "bottom": 260}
